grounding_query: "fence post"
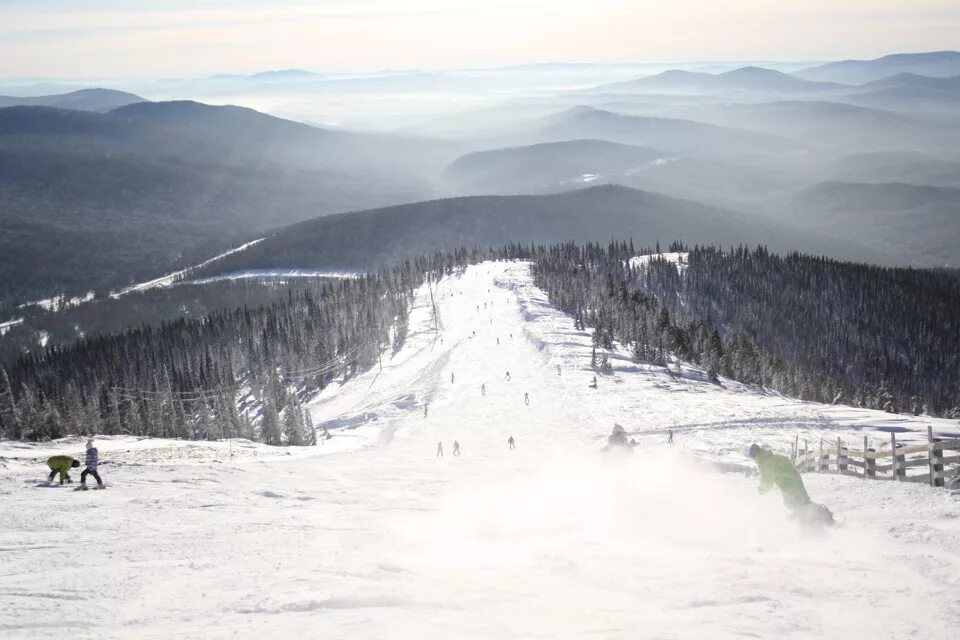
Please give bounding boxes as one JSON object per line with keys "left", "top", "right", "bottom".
{"left": 890, "top": 432, "right": 896, "bottom": 480}
{"left": 863, "top": 435, "right": 868, "bottom": 480}
{"left": 837, "top": 437, "right": 847, "bottom": 474}
{"left": 804, "top": 439, "right": 809, "bottom": 473}
{"left": 891, "top": 432, "right": 904, "bottom": 481}
{"left": 818, "top": 438, "right": 824, "bottom": 473}
{"left": 929, "top": 425, "right": 945, "bottom": 488}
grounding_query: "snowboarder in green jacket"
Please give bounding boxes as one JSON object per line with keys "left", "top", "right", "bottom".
{"left": 748, "top": 444, "right": 810, "bottom": 507}
{"left": 47, "top": 455, "right": 80, "bottom": 485}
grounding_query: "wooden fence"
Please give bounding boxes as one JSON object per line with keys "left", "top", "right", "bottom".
{"left": 793, "top": 426, "right": 960, "bottom": 488}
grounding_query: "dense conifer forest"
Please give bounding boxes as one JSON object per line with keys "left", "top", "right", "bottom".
{"left": 1, "top": 242, "right": 958, "bottom": 444}
{"left": 0, "top": 249, "right": 477, "bottom": 443}
{"left": 529, "top": 242, "right": 960, "bottom": 418}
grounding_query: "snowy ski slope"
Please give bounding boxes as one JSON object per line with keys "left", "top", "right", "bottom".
{"left": 1, "top": 260, "right": 959, "bottom": 639}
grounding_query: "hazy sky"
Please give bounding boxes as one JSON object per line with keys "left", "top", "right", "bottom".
{"left": 2, "top": 0, "right": 958, "bottom": 78}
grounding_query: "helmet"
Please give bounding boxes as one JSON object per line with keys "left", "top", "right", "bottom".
{"left": 747, "top": 444, "right": 762, "bottom": 459}
{"left": 71, "top": 459, "right": 81, "bottom": 468}
{"left": 612, "top": 423, "right": 625, "bottom": 435}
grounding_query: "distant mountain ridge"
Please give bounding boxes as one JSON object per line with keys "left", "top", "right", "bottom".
{"left": 444, "top": 140, "right": 664, "bottom": 194}
{"left": 0, "top": 102, "right": 441, "bottom": 303}
{"left": 797, "top": 51, "right": 960, "bottom": 84}
{"left": 0, "top": 88, "right": 145, "bottom": 112}
{"left": 193, "top": 185, "right": 874, "bottom": 279}
{"left": 529, "top": 106, "right": 798, "bottom": 156}
{"left": 599, "top": 66, "right": 845, "bottom": 94}
{"left": 109, "top": 99, "right": 459, "bottom": 173}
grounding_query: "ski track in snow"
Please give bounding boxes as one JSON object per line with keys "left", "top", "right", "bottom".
{"left": 1, "top": 261, "right": 959, "bottom": 639}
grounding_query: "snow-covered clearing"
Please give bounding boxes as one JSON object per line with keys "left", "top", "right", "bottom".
{"left": 2, "top": 261, "right": 958, "bottom": 639}
{"left": 109, "top": 238, "right": 265, "bottom": 299}
{"left": 0, "top": 318, "right": 23, "bottom": 337}
{"left": 187, "top": 268, "right": 361, "bottom": 286}
{"left": 0, "top": 240, "right": 266, "bottom": 337}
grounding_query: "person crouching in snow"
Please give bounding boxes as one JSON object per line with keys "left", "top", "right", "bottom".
{"left": 47, "top": 455, "right": 80, "bottom": 485}
{"left": 747, "top": 443, "right": 835, "bottom": 527}
{"left": 80, "top": 439, "right": 104, "bottom": 489}
{"left": 748, "top": 444, "right": 808, "bottom": 508}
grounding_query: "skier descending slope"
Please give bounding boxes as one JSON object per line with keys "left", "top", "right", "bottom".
{"left": 748, "top": 444, "right": 834, "bottom": 528}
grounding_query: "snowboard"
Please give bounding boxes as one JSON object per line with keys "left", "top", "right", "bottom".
{"left": 792, "top": 502, "right": 836, "bottom": 532}
{"left": 74, "top": 485, "right": 107, "bottom": 491}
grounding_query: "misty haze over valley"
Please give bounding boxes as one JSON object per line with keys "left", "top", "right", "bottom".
{"left": 3, "top": 51, "right": 960, "bottom": 309}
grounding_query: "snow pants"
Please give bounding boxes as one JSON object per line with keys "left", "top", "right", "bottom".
{"left": 48, "top": 469, "right": 71, "bottom": 484}
{"left": 81, "top": 468, "right": 103, "bottom": 486}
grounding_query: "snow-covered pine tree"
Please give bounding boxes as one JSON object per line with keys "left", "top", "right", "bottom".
{"left": 0, "top": 368, "right": 22, "bottom": 439}
{"left": 282, "top": 395, "right": 305, "bottom": 446}
{"left": 260, "top": 384, "right": 282, "bottom": 446}
{"left": 304, "top": 409, "right": 317, "bottom": 446}
{"left": 196, "top": 392, "right": 212, "bottom": 440}
{"left": 105, "top": 389, "right": 123, "bottom": 435}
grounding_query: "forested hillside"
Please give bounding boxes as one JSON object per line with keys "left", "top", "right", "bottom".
{"left": 0, "top": 104, "right": 433, "bottom": 305}
{"left": 0, "top": 250, "right": 477, "bottom": 443}
{"left": 530, "top": 243, "right": 960, "bottom": 417}
{"left": 3, "top": 242, "right": 958, "bottom": 445}
{"left": 196, "top": 185, "right": 868, "bottom": 277}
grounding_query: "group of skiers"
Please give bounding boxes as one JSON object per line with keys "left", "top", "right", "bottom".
{"left": 436, "top": 436, "right": 516, "bottom": 458}
{"left": 46, "top": 439, "right": 104, "bottom": 489}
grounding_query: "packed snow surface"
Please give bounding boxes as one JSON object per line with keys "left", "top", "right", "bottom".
{"left": 2, "top": 261, "right": 959, "bottom": 639}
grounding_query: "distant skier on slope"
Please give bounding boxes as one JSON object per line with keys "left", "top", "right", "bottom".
{"left": 437, "top": 441, "right": 444, "bottom": 458}
{"left": 589, "top": 375, "right": 598, "bottom": 389}
{"left": 524, "top": 392, "right": 530, "bottom": 406}
{"left": 424, "top": 404, "right": 429, "bottom": 419}
{"left": 451, "top": 372, "right": 455, "bottom": 384}
{"left": 453, "top": 440, "right": 461, "bottom": 456}
{"left": 505, "top": 371, "right": 511, "bottom": 382}
{"left": 47, "top": 455, "right": 80, "bottom": 485}
{"left": 668, "top": 430, "right": 674, "bottom": 445}
{"left": 481, "top": 383, "right": 486, "bottom": 396}
{"left": 79, "top": 439, "right": 104, "bottom": 489}
{"left": 508, "top": 436, "right": 516, "bottom": 450}
{"left": 748, "top": 444, "right": 834, "bottom": 527}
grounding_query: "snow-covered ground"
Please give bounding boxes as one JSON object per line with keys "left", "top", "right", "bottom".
{"left": 187, "top": 268, "right": 360, "bottom": 286}
{"left": 109, "top": 238, "right": 265, "bottom": 299}
{"left": 0, "top": 318, "right": 23, "bottom": 337}
{"left": 0, "top": 240, "right": 266, "bottom": 338}
{"left": 2, "top": 261, "right": 959, "bottom": 639}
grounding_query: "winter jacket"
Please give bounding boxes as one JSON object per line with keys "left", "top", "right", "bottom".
{"left": 755, "top": 449, "right": 810, "bottom": 507}
{"left": 85, "top": 447, "right": 99, "bottom": 470}
{"left": 47, "top": 455, "right": 76, "bottom": 482}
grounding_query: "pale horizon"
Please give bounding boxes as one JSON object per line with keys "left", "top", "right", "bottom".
{"left": 2, "top": 0, "right": 958, "bottom": 79}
